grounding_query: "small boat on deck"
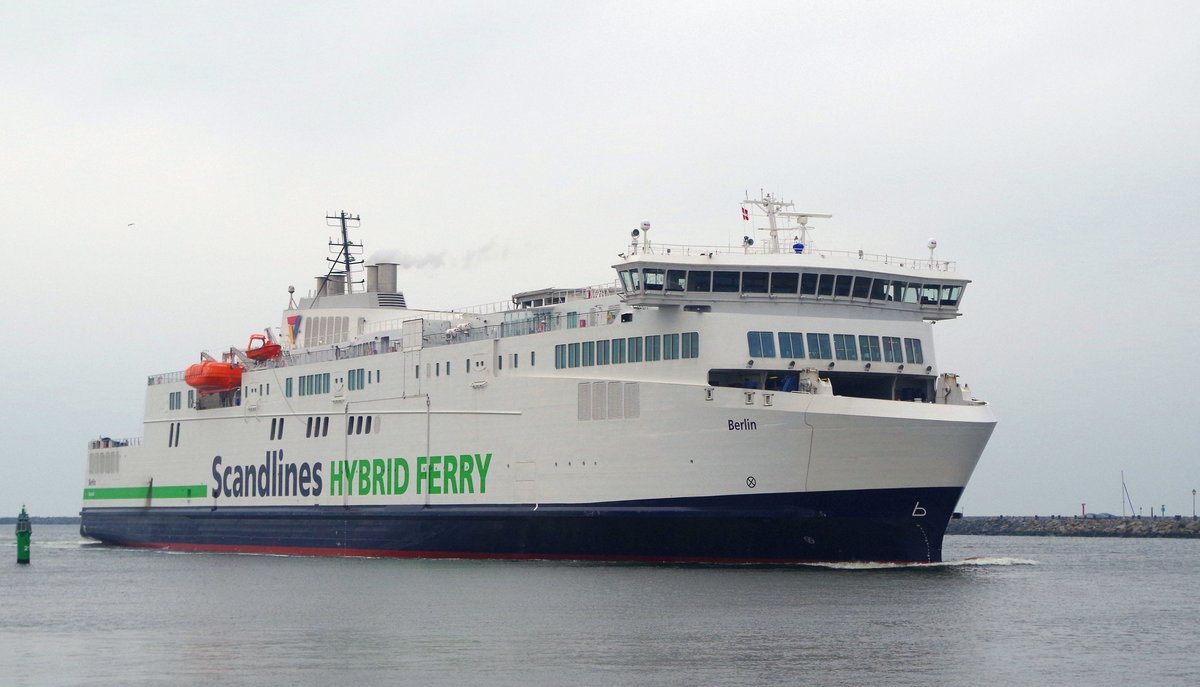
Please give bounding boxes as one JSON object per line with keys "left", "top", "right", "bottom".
{"left": 244, "top": 334, "right": 282, "bottom": 361}
{"left": 183, "top": 361, "right": 243, "bottom": 392}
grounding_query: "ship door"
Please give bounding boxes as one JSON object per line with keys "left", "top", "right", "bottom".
{"left": 514, "top": 461, "right": 536, "bottom": 504}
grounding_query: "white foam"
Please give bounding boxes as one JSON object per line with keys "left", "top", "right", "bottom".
{"left": 802, "top": 556, "right": 1039, "bottom": 570}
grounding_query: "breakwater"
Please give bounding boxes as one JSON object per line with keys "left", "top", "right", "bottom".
{"left": 947, "top": 515, "right": 1200, "bottom": 538}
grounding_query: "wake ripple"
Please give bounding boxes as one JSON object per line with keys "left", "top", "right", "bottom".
{"left": 804, "top": 556, "right": 1039, "bottom": 570}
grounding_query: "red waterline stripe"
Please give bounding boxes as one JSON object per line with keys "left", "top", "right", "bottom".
{"left": 123, "top": 541, "right": 928, "bottom": 565}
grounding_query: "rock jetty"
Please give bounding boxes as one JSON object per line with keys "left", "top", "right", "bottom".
{"left": 947, "top": 515, "right": 1200, "bottom": 538}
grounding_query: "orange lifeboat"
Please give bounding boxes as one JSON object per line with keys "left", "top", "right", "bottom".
{"left": 184, "top": 361, "right": 243, "bottom": 392}
{"left": 245, "top": 333, "right": 282, "bottom": 361}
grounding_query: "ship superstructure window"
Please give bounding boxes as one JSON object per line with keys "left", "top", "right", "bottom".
{"left": 555, "top": 345, "right": 566, "bottom": 369}
{"left": 299, "top": 373, "right": 331, "bottom": 396}
{"left": 883, "top": 336, "right": 903, "bottom": 362}
{"left": 346, "top": 415, "right": 379, "bottom": 435}
{"left": 348, "top": 368, "right": 366, "bottom": 390}
{"left": 778, "top": 332, "right": 805, "bottom": 359}
{"left": 807, "top": 333, "right": 833, "bottom": 359}
{"left": 568, "top": 343, "right": 580, "bottom": 368}
{"left": 187, "top": 390, "right": 194, "bottom": 408}
{"left": 663, "top": 333, "right": 680, "bottom": 360}
{"left": 530, "top": 351, "right": 535, "bottom": 366}
{"left": 833, "top": 334, "right": 858, "bottom": 361}
{"left": 859, "top": 335, "right": 883, "bottom": 362}
{"left": 285, "top": 378, "right": 293, "bottom": 397}
{"left": 747, "top": 331, "right": 776, "bottom": 358}
{"left": 305, "top": 416, "right": 330, "bottom": 438}
{"left": 612, "top": 338, "right": 626, "bottom": 364}
{"left": 667, "top": 270, "right": 686, "bottom": 291}
{"left": 597, "top": 340, "right": 610, "bottom": 365}
{"left": 582, "top": 341, "right": 595, "bottom": 366}
{"left": 682, "top": 332, "right": 699, "bottom": 358}
{"left": 269, "top": 417, "right": 286, "bottom": 440}
{"left": 168, "top": 391, "right": 182, "bottom": 410}
{"left": 628, "top": 336, "right": 643, "bottom": 363}
{"left": 904, "top": 338, "right": 924, "bottom": 364}
{"left": 818, "top": 274, "right": 835, "bottom": 296}
{"left": 168, "top": 422, "right": 181, "bottom": 447}
{"left": 643, "top": 335, "right": 660, "bottom": 361}
{"left": 567, "top": 312, "right": 579, "bottom": 328}
{"left": 800, "top": 273, "right": 818, "bottom": 295}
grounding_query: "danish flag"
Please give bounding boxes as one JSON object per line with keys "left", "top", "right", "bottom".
{"left": 741, "top": 207, "right": 749, "bottom": 221}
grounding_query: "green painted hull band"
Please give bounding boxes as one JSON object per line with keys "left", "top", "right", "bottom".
{"left": 83, "top": 485, "right": 207, "bottom": 500}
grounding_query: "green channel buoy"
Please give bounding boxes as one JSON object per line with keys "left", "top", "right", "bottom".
{"left": 15, "top": 506, "right": 31, "bottom": 564}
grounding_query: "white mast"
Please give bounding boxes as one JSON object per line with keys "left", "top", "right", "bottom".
{"left": 742, "top": 192, "right": 831, "bottom": 253}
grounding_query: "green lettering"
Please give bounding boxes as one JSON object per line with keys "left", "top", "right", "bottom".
{"left": 394, "top": 458, "right": 409, "bottom": 494}
{"left": 477, "top": 453, "right": 491, "bottom": 493}
{"left": 372, "top": 459, "right": 386, "bottom": 496}
{"left": 330, "top": 460, "right": 344, "bottom": 496}
{"left": 357, "top": 459, "right": 371, "bottom": 495}
{"left": 460, "top": 454, "right": 475, "bottom": 493}
{"left": 443, "top": 454, "right": 458, "bottom": 494}
{"left": 344, "top": 459, "right": 357, "bottom": 496}
{"left": 416, "top": 456, "right": 427, "bottom": 494}
{"left": 428, "top": 456, "right": 442, "bottom": 495}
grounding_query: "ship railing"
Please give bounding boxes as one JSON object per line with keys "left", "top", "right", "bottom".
{"left": 88, "top": 436, "right": 142, "bottom": 450}
{"left": 641, "top": 242, "right": 957, "bottom": 272}
{"left": 147, "top": 370, "right": 185, "bottom": 386}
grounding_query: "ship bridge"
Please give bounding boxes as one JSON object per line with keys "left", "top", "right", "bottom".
{"left": 613, "top": 250, "right": 970, "bottom": 321}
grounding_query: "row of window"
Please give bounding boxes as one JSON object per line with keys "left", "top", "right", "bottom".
{"left": 269, "top": 417, "right": 286, "bottom": 440}
{"left": 620, "top": 268, "right": 962, "bottom": 306}
{"left": 748, "top": 331, "right": 925, "bottom": 364}
{"left": 347, "top": 415, "right": 378, "bottom": 435}
{"left": 296, "top": 373, "right": 331, "bottom": 396}
{"left": 554, "top": 333, "right": 700, "bottom": 369}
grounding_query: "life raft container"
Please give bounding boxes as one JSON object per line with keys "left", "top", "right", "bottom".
{"left": 184, "top": 361, "right": 243, "bottom": 392}
{"left": 244, "top": 333, "right": 282, "bottom": 361}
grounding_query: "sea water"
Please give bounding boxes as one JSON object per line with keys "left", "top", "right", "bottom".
{"left": 2, "top": 525, "right": 1197, "bottom": 686}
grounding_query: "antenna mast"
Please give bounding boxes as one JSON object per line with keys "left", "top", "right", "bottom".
{"left": 742, "top": 192, "right": 831, "bottom": 253}
{"left": 325, "top": 211, "right": 363, "bottom": 293}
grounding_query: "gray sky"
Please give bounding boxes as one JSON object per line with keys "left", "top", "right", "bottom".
{"left": 2, "top": 1, "right": 1197, "bottom": 517}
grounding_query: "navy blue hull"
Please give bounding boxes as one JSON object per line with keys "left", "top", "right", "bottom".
{"left": 80, "top": 487, "right": 963, "bottom": 563}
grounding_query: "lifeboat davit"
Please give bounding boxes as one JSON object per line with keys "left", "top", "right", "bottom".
{"left": 184, "top": 361, "right": 243, "bottom": 392}
{"left": 245, "top": 333, "right": 282, "bottom": 361}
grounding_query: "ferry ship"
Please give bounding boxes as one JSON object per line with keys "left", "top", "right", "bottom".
{"left": 81, "top": 195, "right": 996, "bottom": 563}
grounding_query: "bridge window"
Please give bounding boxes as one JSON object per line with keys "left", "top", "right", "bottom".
{"left": 770, "top": 272, "right": 798, "bottom": 294}
{"left": 742, "top": 272, "right": 769, "bottom": 293}
{"left": 941, "top": 285, "right": 962, "bottom": 306}
{"left": 870, "top": 279, "right": 891, "bottom": 300}
{"left": 644, "top": 268, "right": 665, "bottom": 291}
{"left": 687, "top": 270, "right": 711, "bottom": 292}
{"left": 835, "top": 275, "right": 853, "bottom": 297}
{"left": 713, "top": 271, "right": 740, "bottom": 292}
{"left": 852, "top": 276, "right": 872, "bottom": 299}
{"left": 800, "top": 273, "right": 818, "bottom": 295}
{"left": 817, "top": 274, "right": 835, "bottom": 296}
{"left": 666, "top": 270, "right": 686, "bottom": 291}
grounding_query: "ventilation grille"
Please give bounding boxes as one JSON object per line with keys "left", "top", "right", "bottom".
{"left": 578, "top": 382, "right": 638, "bottom": 420}
{"left": 375, "top": 293, "right": 408, "bottom": 308}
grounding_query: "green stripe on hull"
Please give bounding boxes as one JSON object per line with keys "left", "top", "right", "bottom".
{"left": 84, "top": 485, "right": 207, "bottom": 500}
